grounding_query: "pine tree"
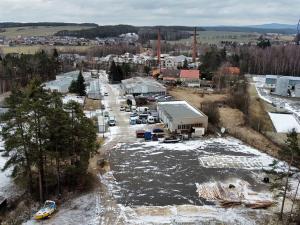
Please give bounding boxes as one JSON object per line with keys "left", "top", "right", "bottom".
{"left": 1, "top": 88, "right": 33, "bottom": 194}
{"left": 68, "top": 71, "right": 86, "bottom": 96}
{"left": 68, "top": 80, "right": 77, "bottom": 93}
{"left": 77, "top": 71, "right": 86, "bottom": 96}
{"left": 46, "top": 92, "right": 71, "bottom": 195}
{"left": 109, "top": 61, "right": 117, "bottom": 83}
{"left": 183, "top": 58, "right": 188, "bottom": 69}
{"left": 1, "top": 80, "right": 97, "bottom": 201}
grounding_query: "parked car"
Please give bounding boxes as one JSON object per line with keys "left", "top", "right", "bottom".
{"left": 147, "top": 116, "right": 155, "bottom": 124}
{"left": 139, "top": 113, "right": 148, "bottom": 120}
{"left": 104, "top": 111, "right": 109, "bottom": 118}
{"left": 125, "top": 106, "right": 131, "bottom": 112}
{"left": 34, "top": 200, "right": 57, "bottom": 220}
{"left": 147, "top": 96, "right": 156, "bottom": 102}
{"left": 130, "top": 112, "right": 138, "bottom": 118}
{"left": 108, "top": 116, "right": 116, "bottom": 126}
{"left": 153, "top": 128, "right": 164, "bottom": 133}
{"left": 101, "top": 104, "right": 105, "bottom": 110}
{"left": 104, "top": 92, "right": 108, "bottom": 96}
{"left": 129, "top": 117, "right": 136, "bottom": 125}
{"left": 120, "top": 106, "right": 125, "bottom": 111}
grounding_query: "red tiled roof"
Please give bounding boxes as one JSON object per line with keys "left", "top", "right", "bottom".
{"left": 223, "top": 67, "right": 240, "bottom": 75}
{"left": 180, "top": 70, "right": 200, "bottom": 79}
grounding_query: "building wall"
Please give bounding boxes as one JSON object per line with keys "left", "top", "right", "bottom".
{"left": 157, "top": 105, "right": 208, "bottom": 133}
{"left": 295, "top": 84, "right": 300, "bottom": 97}
{"left": 275, "top": 78, "right": 290, "bottom": 96}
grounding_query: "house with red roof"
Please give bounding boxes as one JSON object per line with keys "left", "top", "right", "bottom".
{"left": 180, "top": 70, "right": 200, "bottom": 81}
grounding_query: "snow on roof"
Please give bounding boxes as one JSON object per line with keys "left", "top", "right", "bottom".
{"left": 266, "top": 75, "right": 280, "bottom": 79}
{"left": 121, "top": 77, "right": 166, "bottom": 93}
{"left": 180, "top": 70, "right": 200, "bottom": 79}
{"left": 268, "top": 113, "right": 300, "bottom": 133}
{"left": 158, "top": 101, "right": 206, "bottom": 121}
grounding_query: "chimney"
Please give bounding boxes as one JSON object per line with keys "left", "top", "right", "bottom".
{"left": 157, "top": 28, "right": 161, "bottom": 68}
{"left": 192, "top": 27, "right": 197, "bottom": 63}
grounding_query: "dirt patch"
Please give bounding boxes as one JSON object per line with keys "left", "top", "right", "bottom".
{"left": 169, "top": 87, "right": 228, "bottom": 108}
{"left": 84, "top": 98, "right": 100, "bottom": 111}
{"left": 219, "top": 107, "right": 280, "bottom": 157}
{"left": 219, "top": 107, "right": 245, "bottom": 127}
{"left": 248, "top": 84, "right": 274, "bottom": 132}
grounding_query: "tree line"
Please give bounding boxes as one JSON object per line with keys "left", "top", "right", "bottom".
{"left": 55, "top": 25, "right": 139, "bottom": 39}
{"left": 199, "top": 45, "right": 300, "bottom": 78}
{"left": 108, "top": 61, "right": 132, "bottom": 83}
{"left": 0, "top": 50, "right": 59, "bottom": 94}
{"left": 1, "top": 79, "right": 97, "bottom": 202}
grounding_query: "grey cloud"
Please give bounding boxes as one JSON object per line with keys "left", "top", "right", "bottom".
{"left": 0, "top": 0, "right": 298, "bottom": 26}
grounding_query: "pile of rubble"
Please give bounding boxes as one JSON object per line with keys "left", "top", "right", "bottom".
{"left": 196, "top": 180, "right": 274, "bottom": 209}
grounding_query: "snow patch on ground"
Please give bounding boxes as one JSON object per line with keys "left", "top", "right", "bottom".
{"left": 118, "top": 204, "right": 274, "bottom": 225}
{"left": 268, "top": 112, "right": 300, "bottom": 133}
{"left": 0, "top": 125, "right": 19, "bottom": 198}
{"left": 62, "top": 94, "right": 85, "bottom": 105}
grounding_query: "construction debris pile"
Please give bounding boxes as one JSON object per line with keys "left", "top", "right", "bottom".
{"left": 196, "top": 180, "right": 275, "bottom": 209}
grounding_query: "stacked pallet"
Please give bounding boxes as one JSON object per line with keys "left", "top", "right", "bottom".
{"left": 196, "top": 181, "right": 274, "bottom": 209}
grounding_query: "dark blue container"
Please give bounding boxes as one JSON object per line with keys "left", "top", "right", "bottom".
{"left": 144, "top": 131, "right": 152, "bottom": 141}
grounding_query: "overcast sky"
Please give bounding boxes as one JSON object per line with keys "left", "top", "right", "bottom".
{"left": 0, "top": 0, "right": 298, "bottom": 26}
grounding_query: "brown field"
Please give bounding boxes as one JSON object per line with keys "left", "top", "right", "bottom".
{"left": 84, "top": 99, "right": 101, "bottom": 111}
{"left": 168, "top": 87, "right": 227, "bottom": 108}
{"left": 0, "top": 45, "right": 93, "bottom": 54}
{"left": 248, "top": 84, "right": 274, "bottom": 132}
{"left": 0, "top": 25, "right": 94, "bottom": 38}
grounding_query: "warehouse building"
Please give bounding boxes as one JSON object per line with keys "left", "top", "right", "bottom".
{"left": 87, "top": 80, "right": 101, "bottom": 99}
{"left": 157, "top": 101, "right": 208, "bottom": 134}
{"left": 44, "top": 77, "right": 75, "bottom": 93}
{"left": 265, "top": 75, "right": 280, "bottom": 88}
{"left": 295, "top": 84, "right": 300, "bottom": 97}
{"left": 121, "top": 77, "right": 166, "bottom": 96}
{"left": 275, "top": 76, "right": 300, "bottom": 97}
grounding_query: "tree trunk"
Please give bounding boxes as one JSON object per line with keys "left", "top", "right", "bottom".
{"left": 280, "top": 155, "right": 293, "bottom": 220}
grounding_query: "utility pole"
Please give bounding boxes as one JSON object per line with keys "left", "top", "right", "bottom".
{"left": 192, "top": 27, "right": 197, "bottom": 63}
{"left": 297, "top": 19, "right": 300, "bottom": 45}
{"left": 157, "top": 28, "right": 161, "bottom": 70}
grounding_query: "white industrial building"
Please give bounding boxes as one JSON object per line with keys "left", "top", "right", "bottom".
{"left": 44, "top": 70, "right": 93, "bottom": 93}
{"left": 44, "top": 77, "right": 75, "bottom": 93}
{"left": 88, "top": 80, "right": 101, "bottom": 99}
{"left": 265, "top": 75, "right": 280, "bottom": 88}
{"left": 157, "top": 101, "right": 208, "bottom": 134}
{"left": 275, "top": 76, "right": 300, "bottom": 97}
{"left": 295, "top": 84, "right": 300, "bottom": 97}
{"left": 121, "top": 77, "right": 166, "bottom": 96}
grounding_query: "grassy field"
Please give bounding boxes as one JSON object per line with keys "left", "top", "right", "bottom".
{"left": 0, "top": 45, "right": 93, "bottom": 54}
{"left": 169, "top": 30, "right": 294, "bottom": 45}
{"left": 0, "top": 25, "right": 94, "bottom": 38}
{"left": 168, "top": 31, "right": 260, "bottom": 45}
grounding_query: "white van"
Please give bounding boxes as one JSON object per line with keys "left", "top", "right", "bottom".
{"left": 147, "top": 116, "right": 155, "bottom": 124}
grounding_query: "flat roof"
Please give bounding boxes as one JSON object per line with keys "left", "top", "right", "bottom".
{"left": 122, "top": 77, "right": 166, "bottom": 90}
{"left": 158, "top": 101, "right": 205, "bottom": 121}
